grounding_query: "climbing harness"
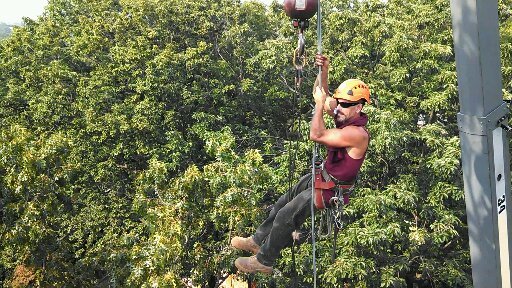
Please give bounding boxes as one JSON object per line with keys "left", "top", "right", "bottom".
{"left": 312, "top": 154, "right": 358, "bottom": 273}
{"left": 315, "top": 167, "right": 358, "bottom": 263}
{"left": 312, "top": 157, "right": 355, "bottom": 210}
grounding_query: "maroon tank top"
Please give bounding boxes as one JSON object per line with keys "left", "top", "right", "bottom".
{"left": 322, "top": 113, "right": 369, "bottom": 204}
{"left": 324, "top": 113, "right": 369, "bottom": 182}
{"left": 325, "top": 147, "right": 365, "bottom": 182}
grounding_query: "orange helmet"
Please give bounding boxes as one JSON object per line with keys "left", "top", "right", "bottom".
{"left": 333, "top": 79, "right": 371, "bottom": 104}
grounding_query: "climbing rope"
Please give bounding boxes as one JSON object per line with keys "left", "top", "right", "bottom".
{"left": 311, "top": 0, "right": 322, "bottom": 286}
{"left": 283, "top": 1, "right": 324, "bottom": 287}
{"left": 287, "top": 45, "right": 303, "bottom": 287}
{"left": 287, "top": 18, "right": 308, "bottom": 288}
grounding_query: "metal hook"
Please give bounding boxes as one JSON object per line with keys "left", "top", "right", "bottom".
{"left": 297, "top": 32, "right": 305, "bottom": 58}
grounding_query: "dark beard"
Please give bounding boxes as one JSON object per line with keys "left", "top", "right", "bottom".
{"left": 334, "top": 116, "right": 346, "bottom": 128}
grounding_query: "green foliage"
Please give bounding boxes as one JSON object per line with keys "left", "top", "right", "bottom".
{"left": 0, "top": 0, "right": 295, "bottom": 286}
{"left": 2, "top": 0, "right": 511, "bottom": 286}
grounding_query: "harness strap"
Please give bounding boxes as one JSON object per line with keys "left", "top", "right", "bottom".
{"left": 313, "top": 165, "right": 354, "bottom": 209}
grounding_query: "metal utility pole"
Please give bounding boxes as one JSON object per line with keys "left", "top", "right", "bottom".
{"left": 450, "top": 0, "right": 512, "bottom": 287}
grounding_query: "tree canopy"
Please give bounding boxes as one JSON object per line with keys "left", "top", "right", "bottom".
{"left": 1, "top": 0, "right": 512, "bottom": 287}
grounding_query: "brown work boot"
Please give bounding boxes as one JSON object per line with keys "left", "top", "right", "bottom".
{"left": 231, "top": 236, "right": 260, "bottom": 254}
{"left": 235, "top": 256, "right": 273, "bottom": 274}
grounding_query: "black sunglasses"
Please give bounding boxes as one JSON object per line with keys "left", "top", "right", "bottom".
{"left": 336, "top": 99, "right": 360, "bottom": 108}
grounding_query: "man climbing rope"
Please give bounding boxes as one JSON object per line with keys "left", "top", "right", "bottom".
{"left": 232, "top": 54, "right": 371, "bottom": 274}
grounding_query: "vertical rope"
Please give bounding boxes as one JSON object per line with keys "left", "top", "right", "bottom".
{"left": 310, "top": 145, "right": 317, "bottom": 288}
{"left": 290, "top": 25, "right": 306, "bottom": 284}
{"left": 317, "top": 0, "right": 322, "bottom": 55}
{"left": 288, "top": 86, "right": 299, "bottom": 203}
{"left": 288, "top": 83, "right": 300, "bottom": 288}
{"left": 312, "top": 1, "right": 322, "bottom": 287}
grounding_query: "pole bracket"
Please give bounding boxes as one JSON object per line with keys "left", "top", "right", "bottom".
{"left": 457, "top": 102, "right": 509, "bottom": 135}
